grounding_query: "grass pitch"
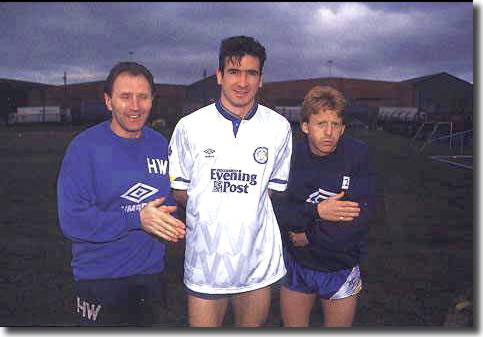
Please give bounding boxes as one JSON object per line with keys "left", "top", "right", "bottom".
{"left": 0, "top": 124, "right": 473, "bottom": 327}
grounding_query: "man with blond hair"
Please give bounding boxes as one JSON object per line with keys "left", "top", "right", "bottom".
{"left": 273, "top": 85, "right": 375, "bottom": 327}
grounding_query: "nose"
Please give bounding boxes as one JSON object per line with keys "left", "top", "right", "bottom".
{"left": 323, "top": 124, "right": 333, "bottom": 136}
{"left": 129, "top": 97, "right": 140, "bottom": 110}
{"left": 238, "top": 72, "right": 248, "bottom": 87}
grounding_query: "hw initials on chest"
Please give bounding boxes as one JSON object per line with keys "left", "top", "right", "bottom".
{"left": 146, "top": 157, "right": 167, "bottom": 175}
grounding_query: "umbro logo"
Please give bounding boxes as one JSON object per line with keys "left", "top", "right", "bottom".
{"left": 306, "top": 188, "right": 336, "bottom": 204}
{"left": 204, "top": 148, "right": 215, "bottom": 158}
{"left": 204, "top": 148, "right": 215, "bottom": 155}
{"left": 120, "top": 183, "right": 159, "bottom": 203}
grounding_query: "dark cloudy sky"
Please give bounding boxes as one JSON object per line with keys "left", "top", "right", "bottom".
{"left": 0, "top": 2, "right": 474, "bottom": 86}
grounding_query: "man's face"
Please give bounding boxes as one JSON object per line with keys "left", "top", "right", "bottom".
{"left": 301, "top": 109, "right": 345, "bottom": 157}
{"left": 104, "top": 72, "right": 152, "bottom": 138}
{"left": 216, "top": 55, "right": 262, "bottom": 117}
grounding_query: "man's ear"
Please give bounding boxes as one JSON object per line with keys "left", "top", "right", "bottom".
{"left": 301, "top": 121, "right": 309, "bottom": 135}
{"left": 104, "top": 93, "right": 112, "bottom": 111}
{"left": 216, "top": 69, "right": 223, "bottom": 85}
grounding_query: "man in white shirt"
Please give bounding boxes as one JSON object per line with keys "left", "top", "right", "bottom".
{"left": 169, "top": 35, "right": 292, "bottom": 327}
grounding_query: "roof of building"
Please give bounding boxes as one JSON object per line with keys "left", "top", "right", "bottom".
{"left": 265, "top": 76, "right": 397, "bottom": 85}
{"left": 260, "top": 76, "right": 412, "bottom": 102}
{"left": 187, "top": 74, "right": 217, "bottom": 87}
{"left": 0, "top": 78, "right": 54, "bottom": 88}
{"left": 401, "top": 72, "right": 472, "bottom": 86}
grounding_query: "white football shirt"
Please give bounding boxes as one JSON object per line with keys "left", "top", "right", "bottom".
{"left": 169, "top": 101, "right": 292, "bottom": 294}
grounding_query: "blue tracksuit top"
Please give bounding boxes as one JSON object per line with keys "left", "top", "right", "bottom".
{"left": 57, "top": 120, "right": 175, "bottom": 281}
{"left": 272, "top": 134, "right": 376, "bottom": 272}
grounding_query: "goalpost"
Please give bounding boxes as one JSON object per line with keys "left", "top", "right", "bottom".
{"left": 411, "top": 121, "right": 472, "bottom": 170}
{"left": 411, "top": 121, "right": 454, "bottom": 152}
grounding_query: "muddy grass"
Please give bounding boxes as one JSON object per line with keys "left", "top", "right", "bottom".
{"left": 0, "top": 124, "right": 473, "bottom": 327}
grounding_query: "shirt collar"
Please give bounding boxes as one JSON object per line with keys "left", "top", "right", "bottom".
{"left": 215, "top": 99, "right": 258, "bottom": 121}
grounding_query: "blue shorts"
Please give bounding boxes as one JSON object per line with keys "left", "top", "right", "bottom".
{"left": 282, "top": 251, "right": 362, "bottom": 300}
{"left": 74, "top": 272, "right": 166, "bottom": 326}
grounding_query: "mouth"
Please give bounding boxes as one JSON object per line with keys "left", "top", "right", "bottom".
{"left": 234, "top": 90, "right": 249, "bottom": 97}
{"left": 127, "top": 113, "right": 143, "bottom": 121}
{"left": 321, "top": 140, "right": 333, "bottom": 147}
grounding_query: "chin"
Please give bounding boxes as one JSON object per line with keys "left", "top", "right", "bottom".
{"left": 231, "top": 99, "right": 249, "bottom": 107}
{"left": 319, "top": 147, "right": 334, "bottom": 154}
{"left": 123, "top": 123, "right": 143, "bottom": 131}
{"left": 127, "top": 118, "right": 147, "bottom": 127}
{"left": 235, "top": 94, "right": 255, "bottom": 102}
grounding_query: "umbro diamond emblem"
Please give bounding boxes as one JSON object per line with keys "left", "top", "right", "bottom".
{"left": 204, "top": 148, "right": 215, "bottom": 158}
{"left": 120, "top": 183, "right": 159, "bottom": 203}
{"left": 204, "top": 148, "right": 215, "bottom": 155}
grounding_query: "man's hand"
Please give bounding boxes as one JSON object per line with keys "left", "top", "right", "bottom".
{"left": 317, "top": 191, "right": 360, "bottom": 222}
{"left": 289, "top": 231, "right": 309, "bottom": 247}
{"left": 140, "top": 197, "right": 186, "bottom": 242}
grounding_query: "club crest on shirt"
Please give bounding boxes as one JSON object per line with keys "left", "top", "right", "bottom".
{"left": 253, "top": 147, "right": 268, "bottom": 164}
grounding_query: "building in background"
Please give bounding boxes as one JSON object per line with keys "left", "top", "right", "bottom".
{"left": 0, "top": 79, "right": 55, "bottom": 125}
{"left": 401, "top": 72, "right": 473, "bottom": 131}
{"left": 2, "top": 72, "right": 472, "bottom": 133}
{"left": 259, "top": 77, "right": 415, "bottom": 130}
{"left": 14, "top": 80, "right": 186, "bottom": 127}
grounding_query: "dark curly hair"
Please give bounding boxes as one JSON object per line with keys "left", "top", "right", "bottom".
{"left": 218, "top": 36, "right": 266, "bottom": 75}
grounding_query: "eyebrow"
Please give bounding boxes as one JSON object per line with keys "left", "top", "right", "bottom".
{"left": 226, "top": 67, "right": 260, "bottom": 74}
{"left": 317, "top": 120, "right": 341, "bottom": 124}
{"left": 117, "top": 91, "right": 151, "bottom": 97}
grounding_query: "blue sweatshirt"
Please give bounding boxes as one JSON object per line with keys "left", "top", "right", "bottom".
{"left": 57, "top": 120, "right": 175, "bottom": 281}
{"left": 272, "top": 134, "right": 375, "bottom": 272}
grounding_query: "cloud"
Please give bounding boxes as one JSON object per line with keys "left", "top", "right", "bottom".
{"left": 0, "top": 3, "right": 473, "bottom": 85}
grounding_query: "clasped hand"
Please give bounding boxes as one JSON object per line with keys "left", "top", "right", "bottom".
{"left": 140, "top": 197, "right": 186, "bottom": 242}
{"left": 317, "top": 191, "right": 360, "bottom": 222}
{"left": 288, "top": 192, "right": 361, "bottom": 248}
